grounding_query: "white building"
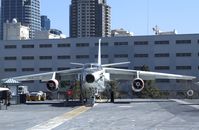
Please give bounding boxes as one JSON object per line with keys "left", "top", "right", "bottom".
{"left": 3, "top": 19, "right": 30, "bottom": 40}
{"left": 111, "top": 28, "right": 133, "bottom": 37}
{"left": 35, "top": 29, "right": 66, "bottom": 39}
{"left": 0, "top": 34, "right": 198, "bottom": 97}
{"left": 152, "top": 25, "right": 178, "bottom": 35}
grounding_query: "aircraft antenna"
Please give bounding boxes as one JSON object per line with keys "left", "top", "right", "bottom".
{"left": 147, "top": 0, "right": 149, "bottom": 34}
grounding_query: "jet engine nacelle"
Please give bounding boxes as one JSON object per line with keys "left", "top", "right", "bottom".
{"left": 46, "top": 79, "right": 59, "bottom": 92}
{"left": 85, "top": 74, "right": 95, "bottom": 83}
{"left": 85, "top": 71, "right": 102, "bottom": 83}
{"left": 132, "top": 78, "right": 144, "bottom": 92}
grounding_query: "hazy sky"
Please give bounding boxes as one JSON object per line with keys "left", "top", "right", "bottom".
{"left": 40, "top": 0, "right": 199, "bottom": 36}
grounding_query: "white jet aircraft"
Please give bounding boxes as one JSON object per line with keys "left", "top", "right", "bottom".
{"left": 2, "top": 39, "right": 196, "bottom": 105}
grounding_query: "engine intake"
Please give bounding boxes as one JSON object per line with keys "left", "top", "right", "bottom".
{"left": 46, "top": 79, "right": 59, "bottom": 92}
{"left": 85, "top": 74, "right": 95, "bottom": 83}
{"left": 132, "top": 78, "right": 144, "bottom": 92}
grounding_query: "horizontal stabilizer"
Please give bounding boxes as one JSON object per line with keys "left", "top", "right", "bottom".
{"left": 70, "top": 62, "right": 84, "bottom": 66}
{"left": 102, "top": 62, "right": 130, "bottom": 67}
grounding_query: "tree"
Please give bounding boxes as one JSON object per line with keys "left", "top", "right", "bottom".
{"left": 100, "top": 80, "right": 118, "bottom": 101}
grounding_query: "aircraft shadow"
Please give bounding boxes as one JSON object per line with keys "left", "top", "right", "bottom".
{"left": 96, "top": 99, "right": 174, "bottom": 104}
{"left": 130, "top": 100, "right": 174, "bottom": 103}
{"left": 180, "top": 103, "right": 199, "bottom": 106}
{"left": 113, "top": 100, "right": 174, "bottom": 104}
{"left": 26, "top": 100, "right": 84, "bottom": 108}
{"left": 25, "top": 99, "right": 175, "bottom": 107}
{"left": 157, "top": 100, "right": 199, "bottom": 122}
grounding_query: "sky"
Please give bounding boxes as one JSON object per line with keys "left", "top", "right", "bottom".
{"left": 40, "top": 0, "right": 199, "bottom": 36}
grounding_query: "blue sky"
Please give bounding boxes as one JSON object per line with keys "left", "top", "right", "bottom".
{"left": 41, "top": 0, "right": 199, "bottom": 36}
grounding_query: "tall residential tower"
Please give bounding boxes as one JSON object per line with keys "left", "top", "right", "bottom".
{"left": 1, "top": 0, "right": 41, "bottom": 39}
{"left": 70, "top": 0, "right": 111, "bottom": 38}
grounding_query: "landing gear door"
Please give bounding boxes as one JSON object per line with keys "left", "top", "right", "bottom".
{"left": 104, "top": 73, "right": 110, "bottom": 81}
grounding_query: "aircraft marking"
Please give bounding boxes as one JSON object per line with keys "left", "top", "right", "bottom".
{"left": 118, "top": 106, "right": 133, "bottom": 108}
{"left": 27, "top": 106, "right": 91, "bottom": 130}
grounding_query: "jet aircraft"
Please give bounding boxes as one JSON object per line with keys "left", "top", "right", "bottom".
{"left": 2, "top": 39, "right": 196, "bottom": 105}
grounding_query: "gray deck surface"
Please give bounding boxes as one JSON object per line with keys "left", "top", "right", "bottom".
{"left": 0, "top": 99, "right": 199, "bottom": 130}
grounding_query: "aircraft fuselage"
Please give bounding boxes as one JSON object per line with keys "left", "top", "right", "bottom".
{"left": 81, "top": 63, "right": 107, "bottom": 93}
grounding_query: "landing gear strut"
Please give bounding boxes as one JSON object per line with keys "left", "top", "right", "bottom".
{"left": 87, "top": 88, "right": 97, "bottom": 106}
{"left": 110, "top": 90, "right": 114, "bottom": 103}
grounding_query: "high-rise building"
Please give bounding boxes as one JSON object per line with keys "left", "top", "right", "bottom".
{"left": 70, "top": 0, "right": 111, "bottom": 38}
{"left": 41, "top": 15, "right": 51, "bottom": 31}
{"left": 1, "top": 0, "right": 41, "bottom": 39}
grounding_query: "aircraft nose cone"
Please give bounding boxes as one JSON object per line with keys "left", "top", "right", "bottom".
{"left": 85, "top": 74, "right": 95, "bottom": 83}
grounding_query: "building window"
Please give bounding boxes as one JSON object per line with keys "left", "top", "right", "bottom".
{"left": 39, "top": 68, "right": 52, "bottom": 71}
{"left": 134, "top": 54, "right": 148, "bottom": 58}
{"left": 176, "top": 53, "right": 191, "bottom": 57}
{"left": 176, "top": 79, "right": 183, "bottom": 83}
{"left": 21, "top": 81, "right": 34, "bottom": 83}
{"left": 114, "top": 67, "right": 129, "bottom": 69}
{"left": 4, "top": 57, "right": 17, "bottom": 60}
{"left": 176, "top": 40, "right": 191, "bottom": 44}
{"left": 154, "top": 53, "right": 170, "bottom": 57}
{"left": 22, "top": 56, "right": 34, "bottom": 60}
{"left": 22, "top": 68, "right": 34, "bottom": 72}
{"left": 134, "top": 41, "right": 148, "bottom": 45}
{"left": 39, "top": 44, "right": 52, "bottom": 48}
{"left": 76, "top": 43, "right": 89, "bottom": 47}
{"left": 114, "top": 54, "right": 128, "bottom": 58}
{"left": 176, "top": 66, "right": 192, "bottom": 70}
{"left": 57, "top": 43, "right": 71, "bottom": 48}
{"left": 76, "top": 55, "right": 89, "bottom": 59}
{"left": 95, "top": 42, "right": 109, "bottom": 46}
{"left": 4, "top": 45, "right": 17, "bottom": 49}
{"left": 57, "top": 67, "right": 70, "bottom": 71}
{"left": 134, "top": 66, "right": 142, "bottom": 70}
{"left": 198, "top": 40, "right": 199, "bottom": 44}
{"left": 95, "top": 54, "right": 109, "bottom": 58}
{"left": 155, "top": 66, "right": 170, "bottom": 70}
{"left": 4, "top": 68, "right": 17, "bottom": 72}
{"left": 57, "top": 55, "right": 71, "bottom": 59}
{"left": 154, "top": 41, "right": 169, "bottom": 45}
{"left": 39, "top": 56, "right": 52, "bottom": 60}
{"left": 22, "top": 45, "right": 34, "bottom": 48}
{"left": 156, "top": 79, "right": 170, "bottom": 83}
{"left": 114, "top": 42, "right": 128, "bottom": 46}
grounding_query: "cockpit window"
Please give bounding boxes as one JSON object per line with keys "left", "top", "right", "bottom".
{"left": 92, "top": 64, "right": 99, "bottom": 68}
{"left": 84, "top": 64, "right": 92, "bottom": 69}
{"left": 84, "top": 64, "right": 102, "bottom": 69}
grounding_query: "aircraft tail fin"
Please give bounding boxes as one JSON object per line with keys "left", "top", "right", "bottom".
{"left": 98, "top": 39, "right": 130, "bottom": 67}
{"left": 98, "top": 39, "right": 101, "bottom": 65}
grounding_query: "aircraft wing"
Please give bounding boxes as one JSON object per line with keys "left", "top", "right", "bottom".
{"left": 104, "top": 68, "right": 196, "bottom": 80}
{"left": 2, "top": 68, "right": 83, "bottom": 82}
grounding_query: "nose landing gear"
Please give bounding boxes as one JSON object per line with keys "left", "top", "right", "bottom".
{"left": 86, "top": 88, "right": 98, "bottom": 106}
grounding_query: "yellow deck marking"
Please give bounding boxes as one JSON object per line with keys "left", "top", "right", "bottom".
{"left": 27, "top": 106, "right": 91, "bottom": 130}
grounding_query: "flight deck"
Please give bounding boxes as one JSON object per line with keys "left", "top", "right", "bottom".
{"left": 1, "top": 99, "right": 199, "bottom": 130}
